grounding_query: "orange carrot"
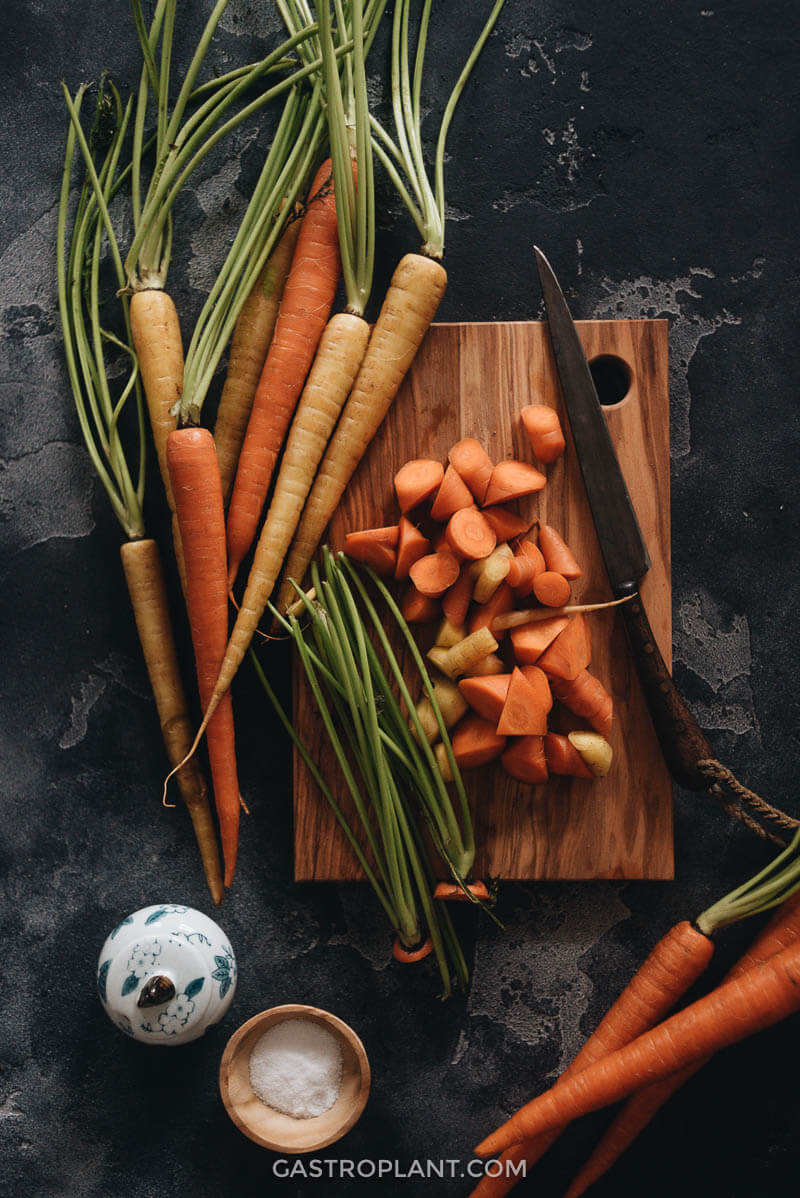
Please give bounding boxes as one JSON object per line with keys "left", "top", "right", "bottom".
{"left": 430, "top": 463, "right": 475, "bottom": 522}
{"left": 475, "top": 935, "right": 800, "bottom": 1156}
{"left": 226, "top": 159, "right": 342, "bottom": 585}
{"left": 537, "top": 522, "right": 582, "bottom": 579}
{"left": 401, "top": 583, "right": 440, "bottom": 623}
{"left": 343, "top": 526, "right": 399, "bottom": 575}
{"left": 392, "top": 935, "right": 434, "bottom": 963}
{"left": 394, "top": 458, "right": 445, "bottom": 513}
{"left": 448, "top": 437, "right": 494, "bottom": 504}
{"left": 506, "top": 553, "right": 536, "bottom": 595}
{"left": 484, "top": 459, "right": 546, "bottom": 506}
{"left": 394, "top": 517, "right": 432, "bottom": 580}
{"left": 167, "top": 428, "right": 240, "bottom": 887}
{"left": 213, "top": 214, "right": 302, "bottom": 506}
{"left": 442, "top": 563, "right": 474, "bottom": 626}
{"left": 434, "top": 880, "right": 490, "bottom": 902}
{"left": 409, "top": 551, "right": 461, "bottom": 597}
{"left": 519, "top": 664, "right": 553, "bottom": 713}
{"left": 469, "top": 920, "right": 715, "bottom": 1196}
{"left": 544, "top": 731, "right": 593, "bottom": 778}
{"left": 537, "top": 613, "right": 591, "bottom": 680}
{"left": 563, "top": 890, "right": 800, "bottom": 1198}
{"left": 458, "top": 673, "right": 512, "bottom": 724}
{"left": 452, "top": 714, "right": 507, "bottom": 769}
{"left": 501, "top": 735, "right": 548, "bottom": 785}
{"left": 533, "top": 570, "right": 571, "bottom": 607}
{"left": 509, "top": 615, "right": 569, "bottom": 663}
{"left": 469, "top": 582, "right": 514, "bottom": 635}
{"left": 520, "top": 403, "right": 566, "bottom": 463}
{"left": 518, "top": 537, "right": 547, "bottom": 575}
{"left": 496, "top": 668, "right": 548, "bottom": 736}
{"left": 482, "top": 505, "right": 530, "bottom": 543}
{"left": 551, "top": 669, "right": 613, "bottom": 737}
{"left": 445, "top": 506, "right": 497, "bottom": 560}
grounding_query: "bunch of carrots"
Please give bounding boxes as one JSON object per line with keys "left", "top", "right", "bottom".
{"left": 469, "top": 826, "right": 800, "bottom": 1197}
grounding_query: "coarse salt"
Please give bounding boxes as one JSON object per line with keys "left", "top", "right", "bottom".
{"left": 248, "top": 1018, "right": 343, "bottom": 1119}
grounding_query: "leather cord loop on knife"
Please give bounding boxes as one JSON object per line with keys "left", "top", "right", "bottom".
{"left": 697, "top": 759, "right": 799, "bottom": 846}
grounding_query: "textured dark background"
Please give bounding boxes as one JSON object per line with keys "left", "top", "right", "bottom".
{"left": 2, "top": 2, "right": 800, "bottom": 1195}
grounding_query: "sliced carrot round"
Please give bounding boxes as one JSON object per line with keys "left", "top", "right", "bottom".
{"left": 394, "top": 458, "right": 444, "bottom": 512}
{"left": 533, "top": 570, "right": 571, "bottom": 607}
{"left": 445, "top": 507, "right": 496, "bottom": 560}
{"left": 409, "top": 551, "right": 461, "bottom": 596}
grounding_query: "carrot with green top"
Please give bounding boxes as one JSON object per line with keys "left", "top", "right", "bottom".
{"left": 275, "top": 0, "right": 508, "bottom": 615}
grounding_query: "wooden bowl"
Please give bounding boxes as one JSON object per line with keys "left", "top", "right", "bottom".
{"left": 219, "top": 1004, "right": 371, "bottom": 1153}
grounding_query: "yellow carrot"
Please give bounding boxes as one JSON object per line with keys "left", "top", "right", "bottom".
{"left": 120, "top": 538, "right": 223, "bottom": 905}
{"left": 129, "top": 287, "right": 187, "bottom": 590}
{"left": 275, "top": 251, "right": 447, "bottom": 613}
{"left": 213, "top": 214, "right": 302, "bottom": 506}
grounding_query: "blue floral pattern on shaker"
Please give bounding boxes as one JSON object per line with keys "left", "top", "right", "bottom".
{"left": 144, "top": 905, "right": 188, "bottom": 925}
{"left": 97, "top": 959, "right": 111, "bottom": 1004}
{"left": 127, "top": 940, "right": 162, "bottom": 974}
{"left": 211, "top": 946, "right": 235, "bottom": 999}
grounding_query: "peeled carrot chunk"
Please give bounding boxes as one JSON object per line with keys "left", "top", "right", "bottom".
{"left": 544, "top": 731, "right": 593, "bottom": 778}
{"left": 519, "top": 664, "right": 554, "bottom": 713}
{"left": 445, "top": 506, "right": 497, "bottom": 560}
{"left": 537, "top": 522, "right": 582, "bottom": 579}
{"left": 448, "top": 438, "right": 494, "bottom": 504}
{"left": 510, "top": 616, "right": 569, "bottom": 664}
{"left": 537, "top": 613, "right": 591, "bottom": 681}
{"left": 483, "top": 460, "right": 546, "bottom": 506}
{"left": 551, "top": 669, "right": 613, "bottom": 737}
{"left": 394, "top": 459, "right": 444, "bottom": 513}
{"left": 458, "top": 673, "right": 512, "bottom": 723}
{"left": 520, "top": 404, "right": 566, "bottom": 463}
{"left": 409, "top": 551, "right": 461, "bottom": 597}
{"left": 482, "top": 505, "right": 530, "bottom": 542}
{"left": 430, "top": 464, "right": 474, "bottom": 522}
{"left": 401, "top": 583, "right": 440, "bottom": 624}
{"left": 343, "top": 526, "right": 399, "bottom": 575}
{"left": 394, "top": 516, "right": 432, "bottom": 581}
{"left": 452, "top": 714, "right": 507, "bottom": 769}
{"left": 506, "top": 554, "right": 536, "bottom": 594}
{"left": 533, "top": 570, "right": 571, "bottom": 607}
{"left": 518, "top": 538, "right": 546, "bottom": 575}
{"left": 433, "top": 880, "right": 490, "bottom": 902}
{"left": 496, "top": 667, "right": 549, "bottom": 735}
{"left": 469, "top": 581, "right": 514, "bottom": 636}
{"left": 442, "top": 563, "right": 474, "bottom": 626}
{"left": 501, "top": 735, "right": 548, "bottom": 784}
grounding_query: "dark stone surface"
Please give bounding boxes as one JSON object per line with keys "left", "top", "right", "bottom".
{"left": 2, "top": 2, "right": 799, "bottom": 1195}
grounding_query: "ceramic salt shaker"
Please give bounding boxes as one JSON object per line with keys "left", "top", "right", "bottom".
{"left": 96, "top": 904, "right": 237, "bottom": 1045}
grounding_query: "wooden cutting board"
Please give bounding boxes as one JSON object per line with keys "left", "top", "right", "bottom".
{"left": 293, "top": 319, "right": 673, "bottom": 882}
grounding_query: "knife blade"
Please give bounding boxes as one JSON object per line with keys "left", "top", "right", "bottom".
{"left": 534, "top": 246, "right": 714, "bottom": 792}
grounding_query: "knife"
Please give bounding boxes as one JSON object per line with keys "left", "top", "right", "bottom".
{"left": 534, "top": 246, "right": 714, "bottom": 792}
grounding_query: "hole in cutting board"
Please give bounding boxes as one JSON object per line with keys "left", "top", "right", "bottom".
{"left": 588, "top": 354, "right": 632, "bottom": 406}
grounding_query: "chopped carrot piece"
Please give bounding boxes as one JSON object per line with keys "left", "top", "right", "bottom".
{"left": 430, "top": 464, "right": 474, "bottom": 522}
{"left": 520, "top": 664, "right": 553, "bottom": 713}
{"left": 392, "top": 935, "right": 434, "bottom": 963}
{"left": 394, "top": 517, "right": 431, "bottom": 581}
{"left": 484, "top": 459, "right": 546, "bottom": 506}
{"left": 458, "top": 673, "right": 512, "bottom": 723}
{"left": 544, "top": 731, "right": 593, "bottom": 778}
{"left": 394, "top": 458, "right": 444, "bottom": 513}
{"left": 496, "top": 667, "right": 549, "bottom": 735}
{"left": 533, "top": 570, "right": 572, "bottom": 607}
{"left": 343, "top": 526, "right": 399, "bottom": 575}
{"left": 441, "top": 563, "right": 474, "bottom": 626}
{"left": 446, "top": 506, "right": 497, "bottom": 560}
{"left": 537, "top": 613, "right": 592, "bottom": 681}
{"left": 448, "top": 438, "right": 495, "bottom": 504}
{"left": 551, "top": 669, "right": 613, "bottom": 737}
{"left": 482, "top": 505, "right": 530, "bottom": 542}
{"left": 538, "top": 522, "right": 582, "bottom": 579}
{"left": 451, "top": 714, "right": 507, "bottom": 769}
{"left": 520, "top": 404, "right": 566, "bottom": 463}
{"left": 409, "top": 551, "right": 461, "bottom": 597}
{"left": 401, "top": 583, "right": 440, "bottom": 623}
{"left": 518, "top": 538, "right": 546, "bottom": 575}
{"left": 433, "top": 880, "right": 491, "bottom": 902}
{"left": 469, "top": 581, "right": 514, "bottom": 635}
{"left": 506, "top": 553, "right": 536, "bottom": 594}
{"left": 501, "top": 735, "right": 548, "bottom": 784}
{"left": 509, "top": 615, "right": 569, "bottom": 664}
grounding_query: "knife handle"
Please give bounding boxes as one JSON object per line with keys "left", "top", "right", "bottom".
{"left": 620, "top": 593, "right": 714, "bottom": 791}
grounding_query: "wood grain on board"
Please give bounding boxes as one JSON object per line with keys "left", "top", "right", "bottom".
{"left": 293, "top": 319, "right": 673, "bottom": 882}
